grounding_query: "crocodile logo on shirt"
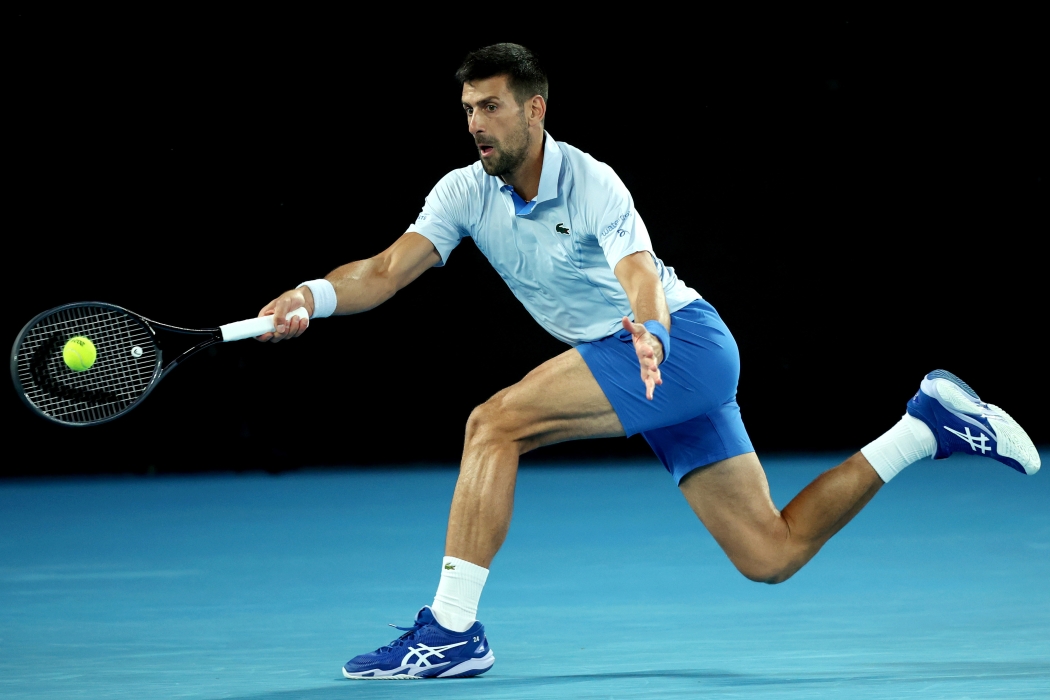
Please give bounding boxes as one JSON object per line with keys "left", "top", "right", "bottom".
{"left": 556, "top": 223, "right": 570, "bottom": 235}
{"left": 444, "top": 563, "right": 456, "bottom": 570}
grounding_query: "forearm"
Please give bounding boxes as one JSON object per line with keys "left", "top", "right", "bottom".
{"left": 309, "top": 233, "right": 439, "bottom": 316}
{"left": 618, "top": 252, "right": 670, "bottom": 331}
{"left": 615, "top": 250, "right": 670, "bottom": 396}
{"left": 323, "top": 258, "right": 400, "bottom": 315}
{"left": 627, "top": 274, "right": 670, "bottom": 330}
{"left": 261, "top": 234, "right": 435, "bottom": 341}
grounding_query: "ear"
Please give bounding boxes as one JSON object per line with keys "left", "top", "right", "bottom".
{"left": 527, "top": 94, "right": 547, "bottom": 126}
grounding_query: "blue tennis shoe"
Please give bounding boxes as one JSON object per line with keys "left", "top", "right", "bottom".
{"left": 907, "top": 369, "right": 1040, "bottom": 475}
{"left": 342, "top": 606, "right": 494, "bottom": 680}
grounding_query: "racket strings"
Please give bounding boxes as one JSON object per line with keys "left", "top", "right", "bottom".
{"left": 15, "top": 306, "right": 159, "bottom": 424}
{"left": 28, "top": 333, "right": 120, "bottom": 404}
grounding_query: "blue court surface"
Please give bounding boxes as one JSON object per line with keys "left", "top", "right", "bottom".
{"left": 1, "top": 454, "right": 1047, "bottom": 699}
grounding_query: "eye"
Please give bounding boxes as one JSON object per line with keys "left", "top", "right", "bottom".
{"left": 486, "top": 104, "right": 497, "bottom": 112}
{"left": 464, "top": 106, "right": 473, "bottom": 116}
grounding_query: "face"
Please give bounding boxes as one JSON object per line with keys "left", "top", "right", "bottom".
{"left": 461, "top": 75, "right": 532, "bottom": 177}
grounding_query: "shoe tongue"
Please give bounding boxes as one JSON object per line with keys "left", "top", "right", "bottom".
{"left": 415, "top": 606, "right": 437, "bottom": 625}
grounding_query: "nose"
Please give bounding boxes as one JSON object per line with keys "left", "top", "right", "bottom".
{"left": 468, "top": 110, "right": 482, "bottom": 136}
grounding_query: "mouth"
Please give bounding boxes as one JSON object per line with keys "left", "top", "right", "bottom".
{"left": 477, "top": 144, "right": 495, "bottom": 158}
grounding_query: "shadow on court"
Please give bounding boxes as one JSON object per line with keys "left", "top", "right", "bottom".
{"left": 1, "top": 455, "right": 1047, "bottom": 699}
{"left": 224, "top": 663, "right": 1050, "bottom": 700}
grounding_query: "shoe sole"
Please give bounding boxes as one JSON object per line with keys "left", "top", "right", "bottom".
{"left": 921, "top": 370, "right": 1041, "bottom": 475}
{"left": 343, "top": 651, "right": 495, "bottom": 680}
{"left": 438, "top": 651, "right": 496, "bottom": 678}
{"left": 343, "top": 671, "right": 422, "bottom": 680}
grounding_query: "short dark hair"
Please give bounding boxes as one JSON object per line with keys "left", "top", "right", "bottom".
{"left": 455, "top": 43, "right": 548, "bottom": 107}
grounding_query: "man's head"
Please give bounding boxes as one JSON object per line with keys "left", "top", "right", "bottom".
{"left": 456, "top": 43, "right": 548, "bottom": 177}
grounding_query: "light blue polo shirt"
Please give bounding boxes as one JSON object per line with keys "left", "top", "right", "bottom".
{"left": 407, "top": 133, "right": 701, "bottom": 346}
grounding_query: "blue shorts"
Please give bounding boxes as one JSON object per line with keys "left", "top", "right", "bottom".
{"left": 577, "top": 299, "right": 754, "bottom": 484}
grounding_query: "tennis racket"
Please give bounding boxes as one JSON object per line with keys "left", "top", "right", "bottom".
{"left": 10, "top": 302, "right": 308, "bottom": 426}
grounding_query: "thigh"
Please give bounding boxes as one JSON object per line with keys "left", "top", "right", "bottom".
{"left": 678, "top": 453, "right": 786, "bottom": 564}
{"left": 644, "top": 401, "right": 754, "bottom": 484}
{"left": 484, "top": 348, "right": 626, "bottom": 451}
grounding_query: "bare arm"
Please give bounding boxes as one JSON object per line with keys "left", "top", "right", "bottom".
{"left": 257, "top": 232, "right": 440, "bottom": 342}
{"left": 615, "top": 250, "right": 670, "bottom": 333}
{"left": 614, "top": 250, "right": 670, "bottom": 399}
{"left": 325, "top": 232, "right": 441, "bottom": 314}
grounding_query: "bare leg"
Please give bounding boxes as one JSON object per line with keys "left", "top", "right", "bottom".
{"left": 445, "top": 349, "right": 624, "bottom": 567}
{"left": 679, "top": 452, "right": 883, "bottom": 583}
{"left": 444, "top": 347, "right": 885, "bottom": 581}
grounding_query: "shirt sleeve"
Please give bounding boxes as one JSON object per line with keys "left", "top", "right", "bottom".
{"left": 590, "top": 169, "right": 654, "bottom": 271}
{"left": 405, "top": 170, "right": 473, "bottom": 267}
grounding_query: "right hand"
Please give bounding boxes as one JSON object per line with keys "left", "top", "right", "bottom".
{"left": 255, "top": 286, "right": 315, "bottom": 342}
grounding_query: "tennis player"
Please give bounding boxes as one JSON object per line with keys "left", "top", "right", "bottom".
{"left": 256, "top": 43, "right": 1040, "bottom": 680}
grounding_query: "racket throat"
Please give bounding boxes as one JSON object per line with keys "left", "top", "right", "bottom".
{"left": 162, "top": 333, "right": 223, "bottom": 374}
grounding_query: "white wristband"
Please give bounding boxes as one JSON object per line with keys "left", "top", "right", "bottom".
{"left": 298, "top": 279, "right": 337, "bottom": 319}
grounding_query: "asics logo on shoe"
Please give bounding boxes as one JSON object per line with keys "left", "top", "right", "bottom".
{"left": 944, "top": 426, "right": 991, "bottom": 453}
{"left": 402, "top": 641, "right": 468, "bottom": 669}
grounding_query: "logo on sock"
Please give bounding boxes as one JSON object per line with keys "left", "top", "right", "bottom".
{"left": 944, "top": 425, "right": 991, "bottom": 453}
{"left": 444, "top": 563, "right": 456, "bottom": 570}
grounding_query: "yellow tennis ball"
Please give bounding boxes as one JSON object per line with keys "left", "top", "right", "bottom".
{"left": 63, "top": 336, "right": 97, "bottom": 372}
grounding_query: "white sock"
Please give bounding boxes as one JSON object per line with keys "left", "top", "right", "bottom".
{"left": 861, "top": 414, "right": 938, "bottom": 483}
{"left": 431, "top": 556, "right": 489, "bottom": 633}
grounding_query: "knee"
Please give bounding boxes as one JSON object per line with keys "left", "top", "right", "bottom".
{"left": 732, "top": 555, "right": 798, "bottom": 585}
{"left": 743, "top": 567, "right": 794, "bottom": 585}
{"left": 464, "top": 395, "right": 516, "bottom": 450}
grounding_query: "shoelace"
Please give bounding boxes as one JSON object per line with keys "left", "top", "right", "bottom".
{"left": 375, "top": 620, "right": 427, "bottom": 653}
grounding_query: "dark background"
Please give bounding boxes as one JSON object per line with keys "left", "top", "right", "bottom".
{"left": 7, "top": 17, "right": 1045, "bottom": 477}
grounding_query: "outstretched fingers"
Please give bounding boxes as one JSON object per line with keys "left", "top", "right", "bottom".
{"left": 639, "top": 348, "right": 662, "bottom": 400}
{"left": 622, "top": 316, "right": 663, "bottom": 400}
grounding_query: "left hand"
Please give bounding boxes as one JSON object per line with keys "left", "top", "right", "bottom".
{"left": 622, "top": 316, "right": 664, "bottom": 400}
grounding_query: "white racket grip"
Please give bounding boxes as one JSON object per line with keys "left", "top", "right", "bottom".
{"left": 220, "top": 306, "right": 309, "bottom": 342}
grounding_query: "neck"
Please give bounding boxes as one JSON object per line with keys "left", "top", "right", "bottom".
{"left": 502, "top": 130, "right": 545, "bottom": 202}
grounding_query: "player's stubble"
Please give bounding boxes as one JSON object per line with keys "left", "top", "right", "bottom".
{"left": 477, "top": 110, "right": 531, "bottom": 178}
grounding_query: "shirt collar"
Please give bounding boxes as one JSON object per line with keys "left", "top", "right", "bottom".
{"left": 498, "top": 131, "right": 562, "bottom": 215}
{"left": 533, "top": 130, "right": 562, "bottom": 204}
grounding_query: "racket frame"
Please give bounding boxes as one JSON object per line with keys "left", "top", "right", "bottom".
{"left": 12, "top": 302, "right": 224, "bottom": 427}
